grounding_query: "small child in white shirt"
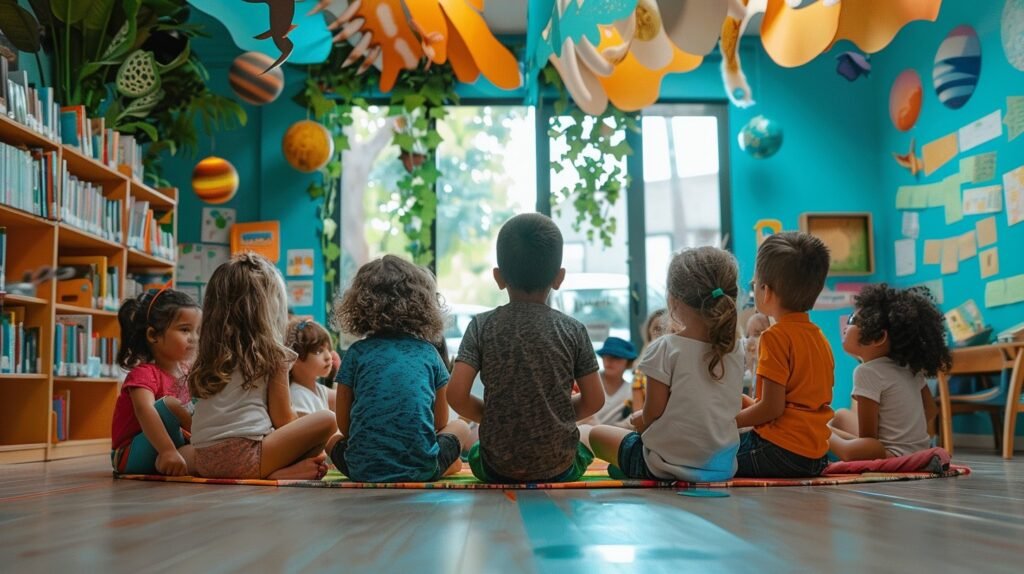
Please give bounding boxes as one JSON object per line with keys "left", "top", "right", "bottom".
{"left": 286, "top": 319, "right": 337, "bottom": 415}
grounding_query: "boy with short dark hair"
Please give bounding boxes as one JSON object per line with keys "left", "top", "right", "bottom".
{"left": 448, "top": 213, "right": 604, "bottom": 482}
{"left": 736, "top": 232, "right": 835, "bottom": 477}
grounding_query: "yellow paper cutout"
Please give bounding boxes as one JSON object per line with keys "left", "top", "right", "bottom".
{"left": 958, "top": 231, "right": 977, "bottom": 261}
{"left": 940, "top": 238, "right": 959, "bottom": 275}
{"left": 980, "top": 247, "right": 999, "bottom": 279}
{"left": 922, "top": 133, "right": 958, "bottom": 176}
{"left": 924, "top": 240, "right": 942, "bottom": 265}
{"left": 753, "top": 218, "right": 783, "bottom": 247}
{"left": 976, "top": 217, "right": 998, "bottom": 247}
{"left": 596, "top": 27, "right": 702, "bottom": 112}
{"left": 760, "top": 0, "right": 841, "bottom": 68}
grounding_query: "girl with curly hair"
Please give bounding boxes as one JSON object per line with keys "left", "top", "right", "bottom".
{"left": 326, "top": 255, "right": 470, "bottom": 482}
{"left": 189, "top": 253, "right": 337, "bottom": 480}
{"left": 830, "top": 284, "right": 950, "bottom": 461}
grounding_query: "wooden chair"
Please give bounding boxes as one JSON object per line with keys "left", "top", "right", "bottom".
{"left": 936, "top": 344, "right": 1024, "bottom": 458}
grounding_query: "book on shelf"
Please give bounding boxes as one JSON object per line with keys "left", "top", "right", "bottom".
{"left": 0, "top": 306, "right": 41, "bottom": 374}
{"left": 0, "top": 56, "right": 8, "bottom": 116}
{"left": 0, "top": 225, "right": 5, "bottom": 292}
{"left": 118, "top": 134, "right": 144, "bottom": 181}
{"left": 52, "top": 389, "right": 70, "bottom": 442}
{"left": 54, "top": 313, "right": 117, "bottom": 377}
{"left": 59, "top": 171, "right": 122, "bottom": 241}
{"left": 1, "top": 141, "right": 57, "bottom": 218}
{"left": 126, "top": 197, "right": 174, "bottom": 259}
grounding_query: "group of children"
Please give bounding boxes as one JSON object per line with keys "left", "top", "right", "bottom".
{"left": 110, "top": 212, "right": 952, "bottom": 483}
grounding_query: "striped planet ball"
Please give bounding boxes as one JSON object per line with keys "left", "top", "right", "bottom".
{"left": 282, "top": 120, "right": 334, "bottom": 173}
{"left": 192, "top": 156, "right": 239, "bottom": 205}
{"left": 229, "top": 52, "right": 285, "bottom": 106}
{"left": 933, "top": 25, "right": 981, "bottom": 110}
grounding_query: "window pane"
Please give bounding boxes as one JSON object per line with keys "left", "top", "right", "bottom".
{"left": 548, "top": 114, "right": 631, "bottom": 346}
{"left": 642, "top": 106, "right": 724, "bottom": 312}
{"left": 435, "top": 106, "right": 537, "bottom": 353}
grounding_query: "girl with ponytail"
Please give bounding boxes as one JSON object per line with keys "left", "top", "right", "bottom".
{"left": 585, "top": 247, "right": 746, "bottom": 482}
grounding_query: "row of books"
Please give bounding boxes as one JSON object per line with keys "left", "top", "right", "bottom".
{"left": 54, "top": 314, "right": 119, "bottom": 378}
{"left": 0, "top": 141, "right": 58, "bottom": 218}
{"left": 126, "top": 272, "right": 173, "bottom": 300}
{"left": 52, "top": 389, "right": 70, "bottom": 442}
{"left": 127, "top": 197, "right": 174, "bottom": 260}
{"left": 61, "top": 174, "right": 123, "bottom": 242}
{"left": 2, "top": 60, "right": 146, "bottom": 180}
{"left": 2, "top": 62, "right": 61, "bottom": 141}
{"left": 57, "top": 255, "right": 120, "bottom": 311}
{"left": 1, "top": 307, "right": 42, "bottom": 374}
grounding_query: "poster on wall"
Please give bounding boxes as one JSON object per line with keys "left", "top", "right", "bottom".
{"left": 286, "top": 249, "right": 315, "bottom": 276}
{"left": 177, "top": 244, "right": 204, "bottom": 283}
{"left": 201, "top": 207, "right": 236, "bottom": 244}
{"left": 286, "top": 280, "right": 314, "bottom": 308}
{"left": 230, "top": 221, "right": 281, "bottom": 263}
{"left": 202, "top": 245, "right": 231, "bottom": 282}
{"left": 1004, "top": 164, "right": 1024, "bottom": 226}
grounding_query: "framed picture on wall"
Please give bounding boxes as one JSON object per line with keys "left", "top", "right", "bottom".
{"left": 799, "top": 212, "right": 875, "bottom": 276}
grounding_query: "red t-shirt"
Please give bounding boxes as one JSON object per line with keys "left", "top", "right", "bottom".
{"left": 111, "top": 364, "right": 190, "bottom": 449}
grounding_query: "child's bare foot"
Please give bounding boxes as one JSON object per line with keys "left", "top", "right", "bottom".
{"left": 266, "top": 454, "right": 329, "bottom": 480}
{"left": 443, "top": 459, "right": 462, "bottom": 477}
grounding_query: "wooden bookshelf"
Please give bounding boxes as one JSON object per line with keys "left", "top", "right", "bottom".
{"left": 0, "top": 116, "right": 178, "bottom": 463}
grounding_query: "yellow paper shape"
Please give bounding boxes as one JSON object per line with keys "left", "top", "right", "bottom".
{"left": 940, "top": 238, "right": 959, "bottom": 275}
{"left": 976, "top": 216, "right": 998, "bottom": 247}
{"left": 922, "top": 133, "right": 958, "bottom": 176}
{"left": 980, "top": 247, "right": 999, "bottom": 279}
{"left": 958, "top": 231, "right": 977, "bottom": 261}
{"left": 596, "top": 28, "right": 702, "bottom": 112}
{"left": 924, "top": 240, "right": 942, "bottom": 264}
{"left": 760, "top": 0, "right": 841, "bottom": 68}
{"left": 439, "top": 0, "right": 521, "bottom": 90}
{"left": 827, "top": 0, "right": 941, "bottom": 54}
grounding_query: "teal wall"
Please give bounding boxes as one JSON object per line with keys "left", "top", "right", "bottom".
{"left": 167, "top": 3, "right": 1021, "bottom": 429}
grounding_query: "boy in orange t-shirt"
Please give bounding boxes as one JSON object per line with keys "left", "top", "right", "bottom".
{"left": 736, "top": 232, "right": 834, "bottom": 477}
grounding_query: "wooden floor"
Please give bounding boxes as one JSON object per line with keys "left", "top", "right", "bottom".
{"left": 0, "top": 450, "right": 1021, "bottom": 573}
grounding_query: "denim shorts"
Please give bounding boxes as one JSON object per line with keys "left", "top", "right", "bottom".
{"left": 330, "top": 433, "right": 462, "bottom": 482}
{"left": 736, "top": 431, "right": 828, "bottom": 478}
{"left": 613, "top": 431, "right": 656, "bottom": 480}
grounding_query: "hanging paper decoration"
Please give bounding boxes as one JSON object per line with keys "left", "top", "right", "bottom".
{"left": 192, "top": 157, "right": 240, "bottom": 205}
{"left": 836, "top": 52, "right": 870, "bottom": 81}
{"left": 310, "top": 0, "right": 521, "bottom": 93}
{"left": 933, "top": 25, "right": 981, "bottom": 110}
{"left": 1003, "top": 0, "right": 1024, "bottom": 72}
{"left": 738, "top": 115, "right": 783, "bottom": 159}
{"left": 229, "top": 52, "right": 286, "bottom": 105}
{"left": 186, "top": 0, "right": 331, "bottom": 66}
{"left": 893, "top": 138, "right": 923, "bottom": 177}
{"left": 283, "top": 120, "right": 335, "bottom": 173}
{"left": 719, "top": 0, "right": 767, "bottom": 108}
{"left": 889, "top": 69, "right": 923, "bottom": 131}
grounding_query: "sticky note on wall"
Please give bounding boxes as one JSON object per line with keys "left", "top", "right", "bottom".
{"left": 958, "top": 231, "right": 977, "bottom": 261}
{"left": 924, "top": 240, "right": 942, "bottom": 264}
{"left": 980, "top": 247, "right": 999, "bottom": 279}
{"left": 976, "top": 217, "right": 998, "bottom": 247}
{"left": 941, "top": 238, "right": 959, "bottom": 274}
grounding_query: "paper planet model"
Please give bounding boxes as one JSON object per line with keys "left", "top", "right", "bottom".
{"left": 933, "top": 25, "right": 981, "bottom": 110}
{"left": 229, "top": 52, "right": 285, "bottom": 105}
{"left": 1003, "top": 0, "right": 1024, "bottom": 72}
{"left": 282, "top": 120, "right": 334, "bottom": 173}
{"left": 738, "top": 116, "right": 783, "bottom": 159}
{"left": 889, "top": 69, "right": 923, "bottom": 131}
{"left": 192, "top": 156, "right": 239, "bottom": 204}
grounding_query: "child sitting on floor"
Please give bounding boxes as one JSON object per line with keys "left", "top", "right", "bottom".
{"left": 631, "top": 308, "right": 668, "bottom": 413}
{"left": 327, "top": 255, "right": 470, "bottom": 482}
{"left": 736, "top": 232, "right": 834, "bottom": 478}
{"left": 581, "top": 337, "right": 638, "bottom": 428}
{"left": 111, "top": 288, "right": 201, "bottom": 476}
{"left": 742, "top": 312, "right": 771, "bottom": 395}
{"left": 587, "top": 247, "right": 745, "bottom": 482}
{"left": 448, "top": 213, "right": 604, "bottom": 483}
{"left": 285, "top": 318, "right": 337, "bottom": 415}
{"left": 830, "top": 285, "right": 948, "bottom": 461}
{"left": 189, "top": 253, "right": 336, "bottom": 480}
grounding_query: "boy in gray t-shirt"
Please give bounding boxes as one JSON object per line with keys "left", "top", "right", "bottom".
{"left": 449, "top": 214, "right": 604, "bottom": 482}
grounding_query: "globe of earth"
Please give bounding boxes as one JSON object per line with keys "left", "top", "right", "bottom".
{"left": 738, "top": 115, "right": 783, "bottom": 159}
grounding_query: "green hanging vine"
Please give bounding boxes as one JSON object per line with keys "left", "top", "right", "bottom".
{"left": 542, "top": 65, "right": 639, "bottom": 247}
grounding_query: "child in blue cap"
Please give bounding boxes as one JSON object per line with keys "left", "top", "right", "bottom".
{"left": 581, "top": 337, "right": 639, "bottom": 427}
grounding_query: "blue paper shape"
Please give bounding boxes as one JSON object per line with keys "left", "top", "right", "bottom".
{"left": 188, "top": 0, "right": 331, "bottom": 65}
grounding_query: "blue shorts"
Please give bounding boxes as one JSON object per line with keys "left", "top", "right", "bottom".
{"left": 111, "top": 398, "right": 187, "bottom": 474}
{"left": 613, "top": 431, "right": 656, "bottom": 480}
{"left": 330, "top": 433, "right": 462, "bottom": 482}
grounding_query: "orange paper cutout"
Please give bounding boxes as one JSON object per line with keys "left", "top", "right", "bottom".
{"left": 404, "top": 1, "right": 449, "bottom": 64}
{"left": 352, "top": 0, "right": 424, "bottom": 92}
{"left": 439, "top": 0, "right": 521, "bottom": 90}
{"left": 828, "top": 0, "right": 942, "bottom": 54}
{"left": 760, "top": 0, "right": 842, "bottom": 68}
{"left": 596, "top": 27, "right": 702, "bottom": 112}
{"left": 922, "top": 133, "right": 959, "bottom": 177}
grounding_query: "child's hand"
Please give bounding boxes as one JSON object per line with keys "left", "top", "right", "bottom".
{"left": 155, "top": 450, "right": 189, "bottom": 476}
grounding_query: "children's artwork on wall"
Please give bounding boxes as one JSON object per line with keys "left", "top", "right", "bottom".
{"left": 835, "top": 51, "right": 870, "bottom": 82}
{"left": 924, "top": 239, "right": 942, "bottom": 265}
{"left": 1003, "top": 96, "right": 1024, "bottom": 141}
{"left": 1002, "top": 0, "right": 1024, "bottom": 71}
{"left": 177, "top": 244, "right": 204, "bottom": 283}
{"left": 962, "top": 185, "right": 1003, "bottom": 215}
{"left": 229, "top": 52, "right": 285, "bottom": 105}
{"left": 945, "top": 300, "right": 986, "bottom": 343}
{"left": 933, "top": 25, "right": 981, "bottom": 110}
{"left": 941, "top": 237, "right": 959, "bottom": 274}
{"left": 980, "top": 247, "right": 1000, "bottom": 279}
{"left": 799, "top": 213, "right": 875, "bottom": 276}
{"left": 286, "top": 249, "right": 315, "bottom": 276}
{"left": 977, "top": 216, "right": 998, "bottom": 247}
{"left": 957, "top": 231, "right": 977, "bottom": 261}
{"left": 202, "top": 245, "right": 231, "bottom": 282}
{"left": 192, "top": 156, "right": 239, "bottom": 205}
{"left": 231, "top": 221, "right": 281, "bottom": 263}
{"left": 985, "top": 274, "right": 1024, "bottom": 308}
{"left": 959, "top": 152, "right": 997, "bottom": 184}
{"left": 893, "top": 138, "right": 923, "bottom": 176}
{"left": 959, "top": 110, "right": 1002, "bottom": 152}
{"left": 894, "top": 239, "right": 915, "bottom": 277}
{"left": 889, "top": 69, "right": 922, "bottom": 131}
{"left": 1003, "top": 164, "right": 1024, "bottom": 226}
{"left": 286, "top": 280, "right": 314, "bottom": 308}
{"left": 201, "top": 207, "right": 236, "bottom": 245}
{"left": 902, "top": 211, "right": 919, "bottom": 239}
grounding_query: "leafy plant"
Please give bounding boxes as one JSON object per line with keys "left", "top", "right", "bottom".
{"left": 542, "top": 65, "right": 639, "bottom": 247}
